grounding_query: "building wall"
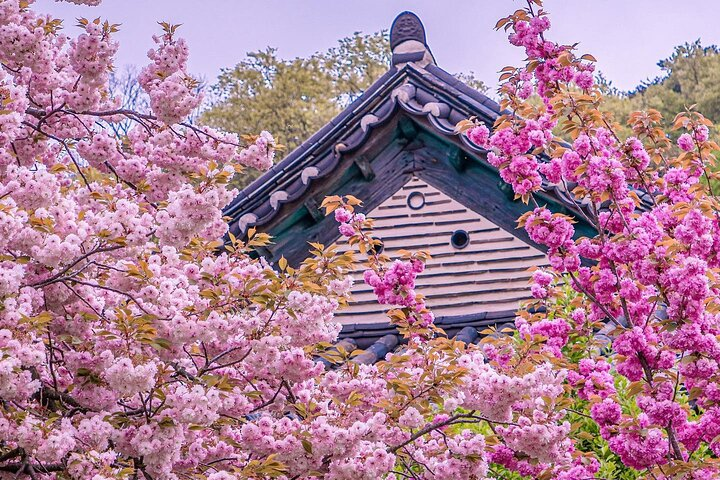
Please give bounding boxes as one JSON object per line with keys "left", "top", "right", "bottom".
{"left": 334, "top": 176, "right": 550, "bottom": 324}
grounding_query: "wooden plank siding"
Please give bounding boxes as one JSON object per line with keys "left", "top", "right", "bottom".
{"left": 334, "top": 176, "right": 550, "bottom": 324}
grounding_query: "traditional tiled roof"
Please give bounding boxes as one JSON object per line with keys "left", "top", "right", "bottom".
{"left": 224, "top": 9, "right": 655, "bottom": 239}
{"left": 224, "top": 57, "right": 651, "bottom": 240}
{"left": 223, "top": 14, "right": 627, "bottom": 239}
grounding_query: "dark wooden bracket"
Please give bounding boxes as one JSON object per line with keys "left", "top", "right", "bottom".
{"left": 397, "top": 116, "right": 418, "bottom": 141}
{"left": 256, "top": 245, "right": 274, "bottom": 261}
{"left": 497, "top": 179, "right": 515, "bottom": 200}
{"left": 448, "top": 148, "right": 470, "bottom": 172}
{"left": 304, "top": 196, "right": 325, "bottom": 223}
{"left": 353, "top": 155, "right": 376, "bottom": 180}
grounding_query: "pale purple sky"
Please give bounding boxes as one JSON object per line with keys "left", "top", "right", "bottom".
{"left": 36, "top": 0, "right": 720, "bottom": 93}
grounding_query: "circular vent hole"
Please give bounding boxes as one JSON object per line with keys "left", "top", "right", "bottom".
{"left": 407, "top": 191, "right": 425, "bottom": 210}
{"left": 450, "top": 229, "right": 470, "bottom": 249}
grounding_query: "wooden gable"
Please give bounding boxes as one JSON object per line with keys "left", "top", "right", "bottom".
{"left": 334, "top": 176, "right": 549, "bottom": 325}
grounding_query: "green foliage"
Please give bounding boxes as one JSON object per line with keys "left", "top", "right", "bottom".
{"left": 602, "top": 41, "right": 720, "bottom": 132}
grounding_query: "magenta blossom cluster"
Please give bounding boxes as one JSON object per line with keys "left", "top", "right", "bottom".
{"left": 334, "top": 207, "right": 364, "bottom": 237}
{"left": 465, "top": 124, "right": 490, "bottom": 147}
{"left": 525, "top": 208, "right": 580, "bottom": 272}
{"left": 363, "top": 259, "right": 434, "bottom": 327}
{"left": 508, "top": 14, "right": 595, "bottom": 97}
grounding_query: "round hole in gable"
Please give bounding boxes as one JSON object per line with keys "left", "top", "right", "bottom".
{"left": 450, "top": 229, "right": 470, "bottom": 249}
{"left": 407, "top": 191, "right": 425, "bottom": 210}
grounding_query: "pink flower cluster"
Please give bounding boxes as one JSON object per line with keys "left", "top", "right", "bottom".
{"left": 138, "top": 30, "right": 200, "bottom": 124}
{"left": 566, "top": 358, "right": 616, "bottom": 400}
{"left": 363, "top": 259, "right": 434, "bottom": 327}
{"left": 508, "top": 14, "right": 595, "bottom": 96}
{"left": 67, "top": 21, "right": 119, "bottom": 111}
{"left": 0, "top": 2, "right": 415, "bottom": 478}
{"left": 465, "top": 124, "right": 490, "bottom": 147}
{"left": 483, "top": 115, "right": 556, "bottom": 197}
{"left": 678, "top": 133, "right": 695, "bottom": 152}
{"left": 524, "top": 207, "right": 580, "bottom": 272}
{"left": 516, "top": 316, "right": 571, "bottom": 357}
{"left": 237, "top": 131, "right": 276, "bottom": 170}
{"left": 335, "top": 207, "right": 365, "bottom": 238}
{"left": 530, "top": 269, "right": 553, "bottom": 298}
{"left": 493, "top": 3, "right": 720, "bottom": 476}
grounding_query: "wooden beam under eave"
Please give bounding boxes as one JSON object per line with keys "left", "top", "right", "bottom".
{"left": 259, "top": 120, "right": 401, "bottom": 239}
{"left": 449, "top": 149, "right": 471, "bottom": 172}
{"left": 269, "top": 147, "right": 414, "bottom": 266}
{"left": 303, "top": 196, "right": 325, "bottom": 223}
{"left": 414, "top": 144, "right": 468, "bottom": 173}
{"left": 255, "top": 245, "right": 274, "bottom": 262}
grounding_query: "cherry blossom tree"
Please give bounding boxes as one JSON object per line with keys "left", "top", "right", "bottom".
{"left": 459, "top": 0, "right": 720, "bottom": 477}
{"left": 1, "top": 0, "right": 718, "bottom": 478}
{"left": 0, "top": 0, "right": 584, "bottom": 478}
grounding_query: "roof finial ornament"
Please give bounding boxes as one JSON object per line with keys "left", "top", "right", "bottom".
{"left": 390, "top": 11, "right": 436, "bottom": 67}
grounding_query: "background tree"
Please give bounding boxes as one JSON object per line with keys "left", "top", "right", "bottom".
{"left": 602, "top": 40, "right": 720, "bottom": 129}
{"left": 106, "top": 65, "right": 148, "bottom": 136}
